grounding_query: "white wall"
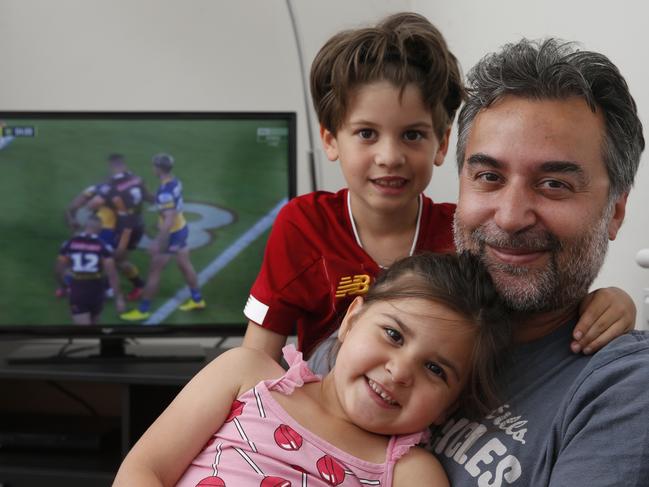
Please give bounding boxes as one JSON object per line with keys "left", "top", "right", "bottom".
{"left": 2, "top": 0, "right": 647, "bottom": 327}
{"left": 0, "top": 0, "right": 412, "bottom": 195}
{"left": 0, "top": 0, "right": 413, "bottom": 345}
{"left": 413, "top": 0, "right": 649, "bottom": 328}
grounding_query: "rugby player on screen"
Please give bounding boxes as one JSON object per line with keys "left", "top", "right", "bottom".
{"left": 120, "top": 153, "right": 205, "bottom": 321}
{"left": 87, "top": 153, "right": 151, "bottom": 301}
{"left": 55, "top": 215, "right": 125, "bottom": 324}
{"left": 58, "top": 180, "right": 119, "bottom": 298}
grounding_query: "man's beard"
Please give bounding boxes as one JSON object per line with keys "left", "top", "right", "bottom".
{"left": 453, "top": 208, "right": 612, "bottom": 312}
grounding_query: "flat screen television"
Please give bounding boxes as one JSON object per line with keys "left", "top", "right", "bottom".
{"left": 0, "top": 111, "right": 296, "bottom": 362}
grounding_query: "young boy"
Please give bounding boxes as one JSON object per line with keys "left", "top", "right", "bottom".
{"left": 242, "top": 12, "right": 635, "bottom": 367}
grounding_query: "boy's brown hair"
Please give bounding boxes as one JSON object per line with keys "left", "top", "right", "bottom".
{"left": 310, "top": 12, "right": 465, "bottom": 139}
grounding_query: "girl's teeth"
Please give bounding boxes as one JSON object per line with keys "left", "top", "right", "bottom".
{"left": 368, "top": 379, "right": 398, "bottom": 405}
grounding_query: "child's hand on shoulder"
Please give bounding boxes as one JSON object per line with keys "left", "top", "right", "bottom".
{"left": 572, "top": 287, "right": 636, "bottom": 354}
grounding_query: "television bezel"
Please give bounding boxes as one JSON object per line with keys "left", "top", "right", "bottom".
{"left": 0, "top": 110, "right": 297, "bottom": 340}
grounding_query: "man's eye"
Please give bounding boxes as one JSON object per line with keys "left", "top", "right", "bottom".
{"left": 403, "top": 130, "right": 423, "bottom": 141}
{"left": 476, "top": 172, "right": 500, "bottom": 183}
{"left": 539, "top": 179, "right": 569, "bottom": 190}
{"left": 384, "top": 327, "right": 403, "bottom": 344}
{"left": 426, "top": 362, "right": 446, "bottom": 379}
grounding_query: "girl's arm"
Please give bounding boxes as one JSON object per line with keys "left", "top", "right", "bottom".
{"left": 572, "top": 287, "right": 636, "bottom": 354}
{"left": 392, "top": 447, "right": 449, "bottom": 487}
{"left": 113, "top": 347, "right": 281, "bottom": 487}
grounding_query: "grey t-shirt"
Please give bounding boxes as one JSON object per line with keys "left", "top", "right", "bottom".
{"left": 430, "top": 323, "right": 649, "bottom": 486}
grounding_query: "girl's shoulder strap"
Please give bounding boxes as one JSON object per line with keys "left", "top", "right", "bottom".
{"left": 387, "top": 429, "right": 430, "bottom": 463}
{"left": 383, "top": 429, "right": 431, "bottom": 485}
{"left": 266, "top": 344, "right": 322, "bottom": 394}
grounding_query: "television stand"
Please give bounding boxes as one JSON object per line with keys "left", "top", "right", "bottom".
{"left": 0, "top": 341, "right": 222, "bottom": 486}
{"left": 7, "top": 337, "right": 206, "bottom": 364}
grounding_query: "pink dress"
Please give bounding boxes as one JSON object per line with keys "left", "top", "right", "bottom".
{"left": 175, "top": 345, "right": 427, "bottom": 487}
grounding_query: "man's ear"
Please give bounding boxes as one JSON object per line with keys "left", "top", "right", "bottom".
{"left": 433, "top": 127, "right": 451, "bottom": 167}
{"left": 607, "top": 192, "right": 628, "bottom": 241}
{"left": 338, "top": 296, "right": 364, "bottom": 342}
{"left": 320, "top": 125, "right": 339, "bottom": 162}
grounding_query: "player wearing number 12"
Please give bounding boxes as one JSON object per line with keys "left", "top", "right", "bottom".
{"left": 56, "top": 215, "right": 126, "bottom": 324}
{"left": 120, "top": 153, "right": 205, "bottom": 321}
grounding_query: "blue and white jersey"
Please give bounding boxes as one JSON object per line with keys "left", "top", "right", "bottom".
{"left": 156, "top": 177, "right": 186, "bottom": 232}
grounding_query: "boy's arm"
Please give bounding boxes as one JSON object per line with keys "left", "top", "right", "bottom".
{"left": 571, "top": 287, "right": 636, "bottom": 354}
{"left": 242, "top": 320, "right": 287, "bottom": 363}
{"left": 392, "top": 447, "right": 449, "bottom": 487}
{"left": 113, "top": 348, "right": 279, "bottom": 487}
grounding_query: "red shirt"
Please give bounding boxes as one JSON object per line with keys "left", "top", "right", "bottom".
{"left": 244, "top": 189, "right": 456, "bottom": 357}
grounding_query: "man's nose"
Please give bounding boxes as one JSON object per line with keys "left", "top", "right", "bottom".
{"left": 492, "top": 181, "right": 538, "bottom": 234}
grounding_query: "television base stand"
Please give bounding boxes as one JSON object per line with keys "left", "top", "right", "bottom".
{"left": 7, "top": 340, "right": 206, "bottom": 364}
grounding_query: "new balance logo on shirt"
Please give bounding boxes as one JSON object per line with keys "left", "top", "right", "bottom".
{"left": 335, "top": 274, "right": 371, "bottom": 298}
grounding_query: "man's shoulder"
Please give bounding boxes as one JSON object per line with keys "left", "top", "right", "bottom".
{"left": 566, "top": 330, "right": 649, "bottom": 405}
{"left": 586, "top": 330, "right": 649, "bottom": 371}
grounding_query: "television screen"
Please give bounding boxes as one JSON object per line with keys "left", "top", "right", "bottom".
{"left": 0, "top": 112, "right": 296, "bottom": 338}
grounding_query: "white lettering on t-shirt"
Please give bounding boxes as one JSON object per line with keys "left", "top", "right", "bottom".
{"left": 486, "top": 404, "right": 527, "bottom": 444}
{"left": 465, "top": 438, "right": 507, "bottom": 477}
{"left": 432, "top": 418, "right": 470, "bottom": 454}
{"left": 477, "top": 454, "right": 522, "bottom": 487}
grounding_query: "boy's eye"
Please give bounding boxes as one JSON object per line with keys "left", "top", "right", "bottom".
{"left": 384, "top": 327, "right": 403, "bottom": 344}
{"left": 403, "top": 130, "right": 423, "bottom": 141}
{"left": 426, "top": 362, "right": 446, "bottom": 380}
{"left": 357, "top": 129, "right": 376, "bottom": 140}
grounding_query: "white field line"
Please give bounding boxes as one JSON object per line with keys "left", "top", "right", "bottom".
{"left": 144, "top": 198, "right": 287, "bottom": 325}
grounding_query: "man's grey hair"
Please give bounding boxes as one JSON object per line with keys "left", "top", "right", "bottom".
{"left": 456, "top": 38, "right": 644, "bottom": 200}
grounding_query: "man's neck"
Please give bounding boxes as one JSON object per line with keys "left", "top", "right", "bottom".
{"left": 512, "top": 304, "right": 580, "bottom": 343}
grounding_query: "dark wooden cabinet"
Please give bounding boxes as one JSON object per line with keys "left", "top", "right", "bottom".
{"left": 0, "top": 343, "right": 219, "bottom": 486}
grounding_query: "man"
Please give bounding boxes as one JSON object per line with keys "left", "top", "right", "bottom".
{"left": 120, "top": 153, "right": 205, "bottom": 321}
{"left": 56, "top": 214, "right": 125, "bottom": 324}
{"left": 432, "top": 39, "right": 649, "bottom": 484}
{"left": 87, "top": 153, "right": 149, "bottom": 300}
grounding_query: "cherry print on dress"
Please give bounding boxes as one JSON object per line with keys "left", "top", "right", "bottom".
{"left": 259, "top": 476, "right": 292, "bottom": 487}
{"left": 274, "top": 424, "right": 303, "bottom": 451}
{"left": 234, "top": 447, "right": 291, "bottom": 486}
{"left": 291, "top": 464, "right": 308, "bottom": 487}
{"left": 196, "top": 477, "right": 225, "bottom": 487}
{"left": 315, "top": 455, "right": 346, "bottom": 486}
{"left": 226, "top": 399, "right": 257, "bottom": 452}
{"left": 196, "top": 442, "right": 225, "bottom": 487}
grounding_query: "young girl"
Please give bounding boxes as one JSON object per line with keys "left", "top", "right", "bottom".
{"left": 242, "top": 12, "right": 635, "bottom": 371}
{"left": 114, "top": 253, "right": 511, "bottom": 486}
